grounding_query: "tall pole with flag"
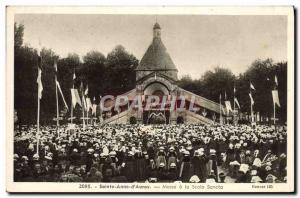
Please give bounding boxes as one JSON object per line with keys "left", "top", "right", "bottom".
{"left": 224, "top": 91, "right": 228, "bottom": 124}
{"left": 99, "top": 95, "right": 102, "bottom": 125}
{"left": 81, "top": 82, "right": 86, "bottom": 129}
{"left": 249, "top": 82, "right": 255, "bottom": 124}
{"left": 84, "top": 85, "right": 89, "bottom": 125}
{"left": 54, "top": 60, "right": 59, "bottom": 133}
{"left": 272, "top": 75, "right": 280, "bottom": 125}
{"left": 233, "top": 86, "right": 236, "bottom": 111}
{"left": 36, "top": 49, "right": 43, "bottom": 156}
{"left": 233, "top": 85, "right": 237, "bottom": 125}
{"left": 70, "top": 69, "right": 75, "bottom": 124}
{"left": 219, "top": 93, "right": 222, "bottom": 125}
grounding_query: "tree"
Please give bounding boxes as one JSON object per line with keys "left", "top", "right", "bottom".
{"left": 105, "top": 45, "right": 138, "bottom": 95}
{"left": 14, "top": 23, "right": 24, "bottom": 49}
{"left": 241, "top": 59, "right": 274, "bottom": 119}
{"left": 200, "top": 67, "right": 236, "bottom": 103}
{"left": 177, "top": 75, "right": 202, "bottom": 94}
{"left": 14, "top": 45, "right": 38, "bottom": 124}
{"left": 82, "top": 50, "right": 106, "bottom": 100}
{"left": 57, "top": 53, "right": 82, "bottom": 120}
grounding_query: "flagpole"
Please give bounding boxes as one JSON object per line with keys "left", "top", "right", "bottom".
{"left": 70, "top": 71, "right": 74, "bottom": 124}
{"left": 233, "top": 87, "right": 236, "bottom": 112}
{"left": 99, "top": 96, "right": 102, "bottom": 125}
{"left": 273, "top": 101, "right": 276, "bottom": 125}
{"left": 55, "top": 71, "right": 59, "bottom": 135}
{"left": 250, "top": 95, "right": 253, "bottom": 123}
{"left": 219, "top": 94, "right": 222, "bottom": 125}
{"left": 36, "top": 85, "right": 40, "bottom": 156}
{"left": 36, "top": 43, "right": 41, "bottom": 156}
{"left": 82, "top": 95, "right": 85, "bottom": 129}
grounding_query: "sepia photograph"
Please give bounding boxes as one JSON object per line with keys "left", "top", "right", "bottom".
{"left": 6, "top": 6, "right": 294, "bottom": 193}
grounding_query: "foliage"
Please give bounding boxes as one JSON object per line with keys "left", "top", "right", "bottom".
{"left": 14, "top": 23, "right": 287, "bottom": 124}
{"left": 14, "top": 24, "right": 138, "bottom": 124}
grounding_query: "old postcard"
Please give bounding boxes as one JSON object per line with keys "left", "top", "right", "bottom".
{"left": 6, "top": 6, "right": 294, "bottom": 193}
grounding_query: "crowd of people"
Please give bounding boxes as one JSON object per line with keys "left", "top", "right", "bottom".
{"left": 13, "top": 123, "right": 287, "bottom": 183}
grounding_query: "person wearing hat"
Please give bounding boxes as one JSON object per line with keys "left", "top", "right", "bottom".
{"left": 277, "top": 153, "right": 287, "bottom": 180}
{"left": 102, "top": 156, "right": 114, "bottom": 182}
{"left": 134, "top": 149, "right": 148, "bottom": 181}
{"left": 122, "top": 151, "right": 137, "bottom": 182}
{"left": 189, "top": 175, "right": 201, "bottom": 183}
{"left": 216, "top": 137, "right": 227, "bottom": 166}
{"left": 70, "top": 148, "right": 81, "bottom": 166}
{"left": 85, "top": 147, "right": 95, "bottom": 173}
{"left": 84, "top": 167, "right": 103, "bottom": 182}
{"left": 167, "top": 146, "right": 177, "bottom": 170}
{"left": 156, "top": 146, "right": 167, "bottom": 170}
{"left": 157, "top": 162, "right": 168, "bottom": 181}
{"left": 235, "top": 164, "right": 249, "bottom": 183}
{"left": 167, "top": 162, "right": 178, "bottom": 181}
{"left": 207, "top": 149, "right": 218, "bottom": 182}
{"left": 109, "top": 151, "right": 118, "bottom": 172}
{"left": 219, "top": 172, "right": 226, "bottom": 183}
{"left": 192, "top": 149, "right": 209, "bottom": 183}
{"left": 179, "top": 150, "right": 193, "bottom": 183}
{"left": 225, "top": 143, "right": 235, "bottom": 168}
{"left": 244, "top": 150, "right": 254, "bottom": 165}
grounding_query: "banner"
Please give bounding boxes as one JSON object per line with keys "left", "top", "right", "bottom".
{"left": 86, "top": 97, "right": 93, "bottom": 111}
{"left": 71, "top": 88, "right": 82, "bottom": 107}
{"left": 249, "top": 93, "right": 254, "bottom": 105}
{"left": 92, "top": 104, "right": 97, "bottom": 115}
{"left": 56, "top": 81, "right": 69, "bottom": 110}
{"left": 37, "top": 56, "right": 43, "bottom": 99}
{"left": 234, "top": 97, "right": 240, "bottom": 109}
{"left": 225, "top": 100, "right": 232, "bottom": 113}
{"left": 272, "top": 90, "right": 280, "bottom": 107}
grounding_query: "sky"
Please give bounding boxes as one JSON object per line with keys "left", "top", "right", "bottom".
{"left": 15, "top": 14, "right": 287, "bottom": 79}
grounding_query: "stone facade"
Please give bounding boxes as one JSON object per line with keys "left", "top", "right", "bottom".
{"left": 102, "top": 23, "right": 225, "bottom": 125}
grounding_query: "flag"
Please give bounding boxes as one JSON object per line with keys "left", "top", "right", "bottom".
{"left": 249, "top": 93, "right": 254, "bottom": 106}
{"left": 275, "top": 75, "right": 278, "bottom": 86}
{"left": 234, "top": 97, "right": 241, "bottom": 109}
{"left": 71, "top": 88, "right": 82, "bottom": 107}
{"left": 86, "top": 97, "right": 93, "bottom": 111}
{"left": 56, "top": 81, "right": 69, "bottom": 110}
{"left": 37, "top": 55, "right": 43, "bottom": 99}
{"left": 84, "top": 85, "right": 89, "bottom": 96}
{"left": 54, "top": 60, "right": 57, "bottom": 73}
{"left": 272, "top": 90, "right": 280, "bottom": 107}
{"left": 92, "top": 104, "right": 97, "bottom": 115}
{"left": 82, "top": 95, "right": 87, "bottom": 110}
{"left": 225, "top": 101, "right": 232, "bottom": 112}
{"left": 250, "top": 82, "right": 255, "bottom": 90}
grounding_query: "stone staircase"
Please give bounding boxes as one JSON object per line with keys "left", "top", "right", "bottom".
{"left": 101, "top": 110, "right": 130, "bottom": 125}
{"left": 183, "top": 109, "right": 215, "bottom": 125}
{"left": 178, "top": 88, "right": 225, "bottom": 115}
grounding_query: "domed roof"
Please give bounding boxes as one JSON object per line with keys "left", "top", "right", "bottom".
{"left": 153, "top": 22, "right": 161, "bottom": 29}
{"left": 136, "top": 25, "right": 178, "bottom": 72}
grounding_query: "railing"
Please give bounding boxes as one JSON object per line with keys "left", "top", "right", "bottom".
{"left": 184, "top": 109, "right": 214, "bottom": 124}
{"left": 178, "top": 88, "right": 226, "bottom": 115}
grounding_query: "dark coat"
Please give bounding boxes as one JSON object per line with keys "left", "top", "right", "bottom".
{"left": 179, "top": 156, "right": 193, "bottom": 182}
{"left": 192, "top": 155, "right": 209, "bottom": 182}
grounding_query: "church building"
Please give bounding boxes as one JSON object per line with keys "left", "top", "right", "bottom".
{"left": 102, "top": 23, "right": 225, "bottom": 125}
